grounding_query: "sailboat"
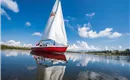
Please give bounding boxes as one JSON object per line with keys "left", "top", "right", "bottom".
{"left": 31, "top": 0, "right": 68, "bottom": 52}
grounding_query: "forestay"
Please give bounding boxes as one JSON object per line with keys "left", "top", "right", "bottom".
{"left": 42, "top": 0, "right": 67, "bottom": 45}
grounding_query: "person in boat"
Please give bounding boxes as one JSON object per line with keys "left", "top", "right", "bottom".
{"left": 36, "top": 40, "right": 43, "bottom": 47}
{"left": 36, "top": 40, "right": 56, "bottom": 47}
{"left": 53, "top": 41, "right": 55, "bottom": 45}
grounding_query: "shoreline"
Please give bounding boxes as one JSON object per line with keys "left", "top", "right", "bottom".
{"left": 1, "top": 44, "right": 31, "bottom": 50}
{"left": 1, "top": 45, "right": 130, "bottom": 56}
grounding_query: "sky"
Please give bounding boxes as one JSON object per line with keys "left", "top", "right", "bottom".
{"left": 1, "top": 0, "right": 130, "bottom": 51}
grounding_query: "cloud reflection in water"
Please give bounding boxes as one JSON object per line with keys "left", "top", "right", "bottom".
{"left": 65, "top": 53, "right": 130, "bottom": 67}
{"left": 78, "top": 71, "right": 128, "bottom": 80}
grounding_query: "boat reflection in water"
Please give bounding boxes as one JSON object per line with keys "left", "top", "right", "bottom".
{"left": 30, "top": 51, "right": 67, "bottom": 80}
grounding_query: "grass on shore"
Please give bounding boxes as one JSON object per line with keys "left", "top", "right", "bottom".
{"left": 1, "top": 45, "right": 31, "bottom": 50}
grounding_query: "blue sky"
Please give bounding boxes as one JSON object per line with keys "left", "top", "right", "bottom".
{"left": 1, "top": 0, "right": 130, "bottom": 50}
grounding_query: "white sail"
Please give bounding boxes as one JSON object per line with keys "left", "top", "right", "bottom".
{"left": 42, "top": 0, "right": 67, "bottom": 45}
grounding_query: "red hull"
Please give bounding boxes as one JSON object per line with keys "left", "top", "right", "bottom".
{"left": 31, "top": 46, "right": 67, "bottom": 52}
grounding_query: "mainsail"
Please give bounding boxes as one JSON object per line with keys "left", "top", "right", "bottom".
{"left": 42, "top": 0, "right": 67, "bottom": 45}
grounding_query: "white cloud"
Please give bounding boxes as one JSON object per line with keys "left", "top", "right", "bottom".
{"left": 105, "top": 46, "right": 108, "bottom": 50}
{"left": 118, "top": 46, "right": 122, "bottom": 49}
{"left": 64, "top": 18, "right": 76, "bottom": 31}
{"left": 3, "top": 40, "right": 21, "bottom": 47}
{"left": 123, "top": 33, "right": 130, "bottom": 36}
{"left": 67, "top": 41, "right": 100, "bottom": 51}
{"left": 1, "top": 0, "right": 19, "bottom": 13}
{"left": 105, "top": 39, "right": 117, "bottom": 42}
{"left": 86, "top": 12, "right": 95, "bottom": 18}
{"left": 0, "top": 8, "right": 11, "bottom": 20}
{"left": 0, "top": 41, "right": 4, "bottom": 45}
{"left": 78, "top": 24, "right": 122, "bottom": 38}
{"left": 126, "top": 33, "right": 130, "bottom": 35}
{"left": 1, "top": 40, "right": 32, "bottom": 47}
{"left": 32, "top": 32, "right": 42, "bottom": 36}
{"left": 25, "top": 22, "right": 31, "bottom": 27}
{"left": 67, "top": 16, "right": 76, "bottom": 20}
{"left": 86, "top": 22, "right": 91, "bottom": 28}
{"left": 64, "top": 19, "right": 69, "bottom": 22}
{"left": 108, "top": 32, "right": 122, "bottom": 38}
{"left": 103, "top": 46, "right": 125, "bottom": 50}
{"left": 23, "top": 44, "right": 32, "bottom": 47}
{"left": 65, "top": 20, "right": 74, "bottom": 31}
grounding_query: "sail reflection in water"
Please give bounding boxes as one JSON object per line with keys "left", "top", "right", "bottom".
{"left": 31, "top": 51, "right": 67, "bottom": 80}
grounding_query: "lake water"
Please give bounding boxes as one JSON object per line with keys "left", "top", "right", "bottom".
{"left": 1, "top": 50, "right": 130, "bottom": 80}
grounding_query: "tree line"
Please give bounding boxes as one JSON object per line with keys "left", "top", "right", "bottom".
{"left": 87, "top": 49, "right": 130, "bottom": 55}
